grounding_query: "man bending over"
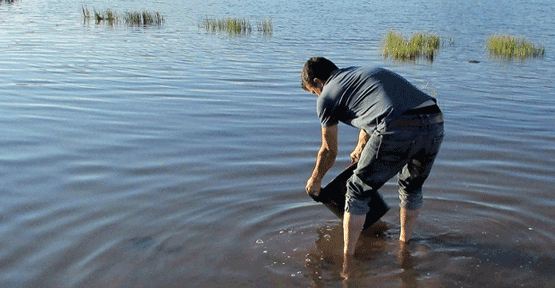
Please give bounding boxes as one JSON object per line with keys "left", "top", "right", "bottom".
{"left": 302, "top": 57, "right": 444, "bottom": 275}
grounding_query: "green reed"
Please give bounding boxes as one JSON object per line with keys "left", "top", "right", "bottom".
{"left": 201, "top": 17, "right": 251, "bottom": 35}
{"left": 257, "top": 18, "right": 273, "bottom": 35}
{"left": 201, "top": 17, "right": 273, "bottom": 36}
{"left": 124, "top": 11, "right": 164, "bottom": 26}
{"left": 383, "top": 30, "right": 441, "bottom": 61}
{"left": 94, "top": 8, "right": 118, "bottom": 23}
{"left": 487, "top": 35, "right": 545, "bottom": 59}
{"left": 82, "top": 6, "right": 91, "bottom": 19}
{"left": 82, "top": 6, "right": 164, "bottom": 27}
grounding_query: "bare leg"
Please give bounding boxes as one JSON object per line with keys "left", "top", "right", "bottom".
{"left": 343, "top": 211, "right": 365, "bottom": 255}
{"left": 399, "top": 207, "right": 420, "bottom": 243}
{"left": 397, "top": 240, "right": 414, "bottom": 269}
{"left": 342, "top": 211, "right": 365, "bottom": 279}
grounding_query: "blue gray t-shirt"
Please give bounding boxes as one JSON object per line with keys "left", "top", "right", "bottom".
{"left": 317, "top": 66, "right": 436, "bottom": 132}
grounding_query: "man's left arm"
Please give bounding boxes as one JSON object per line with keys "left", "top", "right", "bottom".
{"left": 350, "top": 129, "right": 370, "bottom": 163}
{"left": 306, "top": 124, "right": 338, "bottom": 196}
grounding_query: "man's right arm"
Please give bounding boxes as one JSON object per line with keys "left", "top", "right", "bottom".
{"left": 306, "top": 124, "right": 339, "bottom": 196}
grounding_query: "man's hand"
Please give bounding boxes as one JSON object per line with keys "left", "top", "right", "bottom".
{"left": 305, "top": 177, "right": 322, "bottom": 197}
{"left": 350, "top": 146, "right": 363, "bottom": 163}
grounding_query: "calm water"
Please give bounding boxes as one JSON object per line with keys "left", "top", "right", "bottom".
{"left": 1, "top": 0, "right": 554, "bottom": 287}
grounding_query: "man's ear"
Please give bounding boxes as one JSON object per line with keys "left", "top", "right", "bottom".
{"left": 313, "top": 78, "right": 324, "bottom": 89}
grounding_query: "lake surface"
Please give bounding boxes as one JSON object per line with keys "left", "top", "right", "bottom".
{"left": 1, "top": 0, "right": 554, "bottom": 287}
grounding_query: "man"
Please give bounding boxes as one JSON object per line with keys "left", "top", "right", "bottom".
{"left": 302, "top": 57, "right": 444, "bottom": 269}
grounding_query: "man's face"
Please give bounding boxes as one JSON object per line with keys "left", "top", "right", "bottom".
{"left": 305, "top": 81, "right": 323, "bottom": 96}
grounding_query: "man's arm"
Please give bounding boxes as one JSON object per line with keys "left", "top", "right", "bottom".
{"left": 350, "top": 129, "right": 370, "bottom": 163}
{"left": 306, "top": 124, "right": 338, "bottom": 196}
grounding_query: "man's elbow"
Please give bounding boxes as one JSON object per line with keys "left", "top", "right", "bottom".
{"left": 320, "top": 146, "right": 338, "bottom": 159}
{"left": 329, "top": 147, "right": 338, "bottom": 158}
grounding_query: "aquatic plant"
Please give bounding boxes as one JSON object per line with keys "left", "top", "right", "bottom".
{"left": 200, "top": 17, "right": 273, "bottom": 36}
{"left": 81, "top": 7, "right": 164, "bottom": 27}
{"left": 226, "top": 18, "right": 252, "bottom": 34}
{"left": 443, "top": 36, "right": 455, "bottom": 47}
{"left": 382, "top": 30, "right": 441, "bottom": 61}
{"left": 257, "top": 18, "right": 273, "bottom": 35}
{"left": 82, "top": 6, "right": 117, "bottom": 25}
{"left": 82, "top": 5, "right": 91, "bottom": 20}
{"left": 486, "top": 34, "right": 545, "bottom": 59}
{"left": 94, "top": 8, "right": 118, "bottom": 23}
{"left": 201, "top": 17, "right": 252, "bottom": 35}
{"left": 124, "top": 11, "right": 165, "bottom": 26}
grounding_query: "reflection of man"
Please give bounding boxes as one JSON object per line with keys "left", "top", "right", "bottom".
{"left": 301, "top": 57, "right": 444, "bottom": 273}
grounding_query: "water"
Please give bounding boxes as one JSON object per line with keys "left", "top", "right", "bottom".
{"left": 1, "top": 0, "right": 554, "bottom": 287}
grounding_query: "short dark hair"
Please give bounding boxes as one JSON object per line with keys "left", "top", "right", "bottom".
{"left": 301, "top": 57, "right": 338, "bottom": 90}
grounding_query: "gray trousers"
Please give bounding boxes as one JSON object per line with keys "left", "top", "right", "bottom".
{"left": 345, "top": 113, "right": 444, "bottom": 215}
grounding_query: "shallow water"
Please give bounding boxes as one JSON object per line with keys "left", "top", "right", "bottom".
{"left": 1, "top": 0, "right": 555, "bottom": 287}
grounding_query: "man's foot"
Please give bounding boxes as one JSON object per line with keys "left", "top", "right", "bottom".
{"left": 341, "top": 254, "right": 356, "bottom": 280}
{"left": 397, "top": 240, "right": 414, "bottom": 269}
{"left": 399, "top": 208, "right": 420, "bottom": 243}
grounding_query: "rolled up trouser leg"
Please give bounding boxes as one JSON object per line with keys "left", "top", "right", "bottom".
{"left": 344, "top": 127, "right": 404, "bottom": 215}
{"left": 397, "top": 120, "right": 444, "bottom": 210}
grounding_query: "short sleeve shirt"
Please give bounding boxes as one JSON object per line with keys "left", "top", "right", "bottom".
{"left": 317, "top": 67, "right": 436, "bottom": 132}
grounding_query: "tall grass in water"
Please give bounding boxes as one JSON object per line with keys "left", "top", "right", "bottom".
{"left": 487, "top": 35, "right": 545, "bottom": 59}
{"left": 383, "top": 30, "right": 440, "bottom": 61}
{"left": 94, "top": 9, "right": 118, "bottom": 24}
{"left": 257, "top": 19, "right": 273, "bottom": 35}
{"left": 82, "top": 6, "right": 91, "bottom": 20}
{"left": 202, "top": 17, "right": 252, "bottom": 35}
{"left": 82, "top": 6, "right": 164, "bottom": 27}
{"left": 125, "top": 11, "right": 164, "bottom": 26}
{"left": 201, "top": 17, "right": 273, "bottom": 36}
{"left": 82, "top": 6, "right": 119, "bottom": 24}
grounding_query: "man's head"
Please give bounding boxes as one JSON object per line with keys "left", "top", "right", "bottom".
{"left": 301, "top": 57, "right": 338, "bottom": 95}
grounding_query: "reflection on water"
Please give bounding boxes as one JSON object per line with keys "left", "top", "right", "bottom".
{"left": 258, "top": 218, "right": 555, "bottom": 288}
{"left": 1, "top": 0, "right": 555, "bottom": 287}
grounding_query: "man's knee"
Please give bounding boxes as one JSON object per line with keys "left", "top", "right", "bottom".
{"left": 345, "top": 174, "right": 375, "bottom": 215}
{"left": 398, "top": 188, "right": 423, "bottom": 210}
{"left": 345, "top": 193, "right": 370, "bottom": 215}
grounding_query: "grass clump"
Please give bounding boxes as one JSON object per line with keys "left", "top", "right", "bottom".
{"left": 383, "top": 30, "right": 441, "bottom": 61}
{"left": 82, "top": 6, "right": 91, "bottom": 19}
{"left": 81, "top": 6, "right": 164, "bottom": 27}
{"left": 94, "top": 8, "right": 118, "bottom": 23}
{"left": 257, "top": 18, "right": 273, "bottom": 35}
{"left": 487, "top": 34, "right": 545, "bottom": 59}
{"left": 201, "top": 17, "right": 252, "bottom": 35}
{"left": 225, "top": 18, "right": 252, "bottom": 34}
{"left": 82, "top": 6, "right": 119, "bottom": 25}
{"left": 124, "top": 11, "right": 164, "bottom": 26}
{"left": 200, "top": 17, "right": 273, "bottom": 36}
